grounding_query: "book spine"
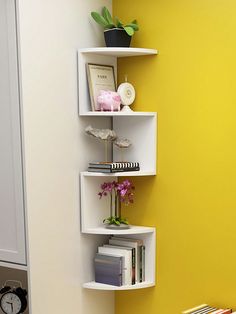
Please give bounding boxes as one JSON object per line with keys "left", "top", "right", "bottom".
{"left": 88, "top": 167, "right": 140, "bottom": 173}
{"left": 183, "top": 306, "right": 215, "bottom": 314}
{"left": 192, "top": 308, "right": 217, "bottom": 314}
{"left": 89, "top": 162, "right": 140, "bottom": 169}
{"left": 140, "top": 246, "right": 142, "bottom": 283}
{"left": 131, "top": 248, "right": 136, "bottom": 285}
{"left": 201, "top": 310, "right": 218, "bottom": 314}
{"left": 140, "top": 245, "right": 145, "bottom": 282}
{"left": 110, "top": 167, "right": 140, "bottom": 173}
{"left": 182, "top": 305, "right": 209, "bottom": 314}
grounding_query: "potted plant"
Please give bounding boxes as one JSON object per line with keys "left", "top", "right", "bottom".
{"left": 98, "top": 179, "right": 135, "bottom": 229}
{"left": 91, "top": 7, "right": 139, "bottom": 47}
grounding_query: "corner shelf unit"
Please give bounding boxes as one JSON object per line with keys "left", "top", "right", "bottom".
{"left": 78, "top": 47, "right": 158, "bottom": 291}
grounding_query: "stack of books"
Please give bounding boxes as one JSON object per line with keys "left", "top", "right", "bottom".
{"left": 182, "top": 304, "right": 235, "bottom": 314}
{"left": 94, "top": 236, "right": 145, "bottom": 286}
{"left": 88, "top": 162, "right": 140, "bottom": 173}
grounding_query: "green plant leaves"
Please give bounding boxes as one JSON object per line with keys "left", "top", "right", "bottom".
{"left": 102, "top": 7, "right": 114, "bottom": 25}
{"left": 105, "top": 24, "right": 116, "bottom": 29}
{"left": 91, "top": 12, "right": 108, "bottom": 27}
{"left": 103, "top": 216, "right": 129, "bottom": 226}
{"left": 115, "top": 17, "right": 123, "bottom": 28}
{"left": 126, "top": 23, "right": 139, "bottom": 31}
{"left": 91, "top": 7, "right": 139, "bottom": 36}
{"left": 124, "top": 26, "right": 135, "bottom": 36}
{"left": 119, "top": 218, "right": 129, "bottom": 225}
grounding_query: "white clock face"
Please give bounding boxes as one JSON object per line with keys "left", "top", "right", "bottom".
{"left": 117, "top": 82, "right": 135, "bottom": 106}
{"left": 1, "top": 292, "right": 21, "bottom": 314}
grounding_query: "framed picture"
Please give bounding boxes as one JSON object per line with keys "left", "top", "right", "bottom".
{"left": 86, "top": 63, "right": 116, "bottom": 111}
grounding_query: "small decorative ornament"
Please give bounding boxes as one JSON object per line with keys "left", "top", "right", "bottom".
{"left": 114, "top": 138, "right": 132, "bottom": 149}
{"left": 117, "top": 76, "right": 136, "bottom": 112}
{"left": 114, "top": 137, "right": 132, "bottom": 161}
{"left": 97, "top": 90, "right": 121, "bottom": 112}
{"left": 85, "top": 125, "right": 117, "bottom": 142}
{"left": 0, "top": 280, "right": 27, "bottom": 314}
{"left": 85, "top": 125, "right": 117, "bottom": 162}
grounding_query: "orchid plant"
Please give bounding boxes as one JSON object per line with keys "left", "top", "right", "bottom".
{"left": 98, "top": 179, "right": 135, "bottom": 227}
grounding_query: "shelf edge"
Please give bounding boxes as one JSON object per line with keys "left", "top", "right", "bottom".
{"left": 78, "top": 47, "right": 158, "bottom": 57}
{"left": 83, "top": 281, "right": 155, "bottom": 290}
{"left": 0, "top": 261, "right": 27, "bottom": 271}
{"left": 81, "top": 225, "right": 156, "bottom": 235}
{"left": 79, "top": 111, "right": 157, "bottom": 117}
{"left": 80, "top": 171, "right": 156, "bottom": 177}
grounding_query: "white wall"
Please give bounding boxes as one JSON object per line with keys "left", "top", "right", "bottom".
{"left": 17, "top": 1, "right": 114, "bottom": 313}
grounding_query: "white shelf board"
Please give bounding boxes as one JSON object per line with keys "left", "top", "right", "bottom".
{"left": 79, "top": 47, "right": 158, "bottom": 57}
{"left": 83, "top": 280, "right": 155, "bottom": 290}
{"left": 0, "top": 261, "right": 27, "bottom": 271}
{"left": 81, "top": 171, "right": 156, "bottom": 177}
{"left": 80, "top": 111, "right": 156, "bottom": 117}
{"left": 82, "top": 225, "right": 155, "bottom": 235}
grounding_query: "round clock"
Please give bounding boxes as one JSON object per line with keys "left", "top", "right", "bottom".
{"left": 117, "top": 81, "right": 136, "bottom": 112}
{"left": 0, "top": 281, "right": 27, "bottom": 314}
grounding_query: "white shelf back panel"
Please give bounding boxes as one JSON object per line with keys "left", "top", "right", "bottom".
{"left": 113, "top": 114, "right": 157, "bottom": 174}
{"left": 78, "top": 52, "right": 117, "bottom": 115}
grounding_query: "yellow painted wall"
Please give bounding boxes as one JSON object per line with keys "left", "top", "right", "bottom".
{"left": 114, "top": 0, "right": 236, "bottom": 313}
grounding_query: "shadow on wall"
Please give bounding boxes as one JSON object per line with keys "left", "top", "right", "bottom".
{"left": 0, "top": 267, "right": 28, "bottom": 314}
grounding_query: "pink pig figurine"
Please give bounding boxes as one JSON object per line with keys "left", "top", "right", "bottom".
{"left": 97, "top": 90, "right": 121, "bottom": 111}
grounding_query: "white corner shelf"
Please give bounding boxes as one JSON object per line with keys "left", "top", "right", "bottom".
{"left": 83, "top": 281, "right": 155, "bottom": 291}
{"left": 81, "top": 226, "right": 155, "bottom": 235}
{"left": 79, "top": 47, "right": 158, "bottom": 58}
{"left": 78, "top": 47, "right": 157, "bottom": 292}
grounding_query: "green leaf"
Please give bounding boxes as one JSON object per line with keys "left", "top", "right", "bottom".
{"left": 120, "top": 218, "right": 129, "bottom": 225}
{"left": 115, "top": 17, "right": 123, "bottom": 28}
{"left": 123, "top": 26, "right": 135, "bottom": 36}
{"left": 105, "top": 23, "right": 116, "bottom": 30}
{"left": 91, "top": 12, "right": 108, "bottom": 28}
{"left": 126, "top": 23, "right": 139, "bottom": 31}
{"left": 131, "top": 19, "right": 138, "bottom": 25}
{"left": 102, "top": 7, "right": 113, "bottom": 25}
